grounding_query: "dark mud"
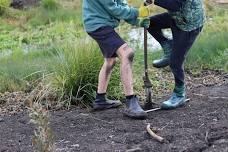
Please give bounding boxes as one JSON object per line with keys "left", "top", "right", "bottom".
{"left": 0, "top": 84, "right": 228, "bottom": 152}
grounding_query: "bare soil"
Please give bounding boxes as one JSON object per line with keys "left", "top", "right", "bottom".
{"left": 0, "top": 73, "right": 228, "bottom": 152}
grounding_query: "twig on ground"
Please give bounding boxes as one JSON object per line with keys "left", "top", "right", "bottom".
{"left": 145, "top": 108, "right": 161, "bottom": 113}
{"left": 79, "top": 113, "right": 113, "bottom": 124}
{"left": 160, "top": 122, "right": 171, "bottom": 130}
{"left": 193, "top": 93, "right": 228, "bottom": 100}
{"left": 88, "top": 115, "right": 113, "bottom": 124}
{"left": 205, "top": 130, "right": 209, "bottom": 144}
{"left": 205, "top": 109, "right": 219, "bottom": 116}
{"left": 199, "top": 109, "right": 220, "bottom": 118}
{"left": 198, "top": 123, "right": 205, "bottom": 129}
{"left": 126, "top": 146, "right": 142, "bottom": 152}
{"left": 185, "top": 98, "right": 191, "bottom": 102}
{"left": 146, "top": 123, "right": 167, "bottom": 143}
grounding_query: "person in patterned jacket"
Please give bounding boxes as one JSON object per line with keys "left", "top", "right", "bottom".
{"left": 144, "top": 0, "right": 205, "bottom": 109}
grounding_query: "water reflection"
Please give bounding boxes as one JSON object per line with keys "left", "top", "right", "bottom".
{"left": 0, "top": 49, "right": 12, "bottom": 59}
{"left": 128, "top": 28, "right": 172, "bottom": 51}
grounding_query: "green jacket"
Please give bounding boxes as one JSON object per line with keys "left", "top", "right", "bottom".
{"left": 82, "top": 0, "right": 139, "bottom": 32}
{"left": 169, "top": 0, "right": 206, "bottom": 31}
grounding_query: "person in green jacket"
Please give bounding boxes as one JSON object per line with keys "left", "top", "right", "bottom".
{"left": 83, "top": 0, "right": 151, "bottom": 119}
{"left": 144, "top": 0, "right": 205, "bottom": 109}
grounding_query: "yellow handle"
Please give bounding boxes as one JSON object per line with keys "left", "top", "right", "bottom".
{"left": 139, "top": 4, "right": 150, "bottom": 18}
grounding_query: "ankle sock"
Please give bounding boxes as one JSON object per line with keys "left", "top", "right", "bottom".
{"left": 126, "top": 95, "right": 134, "bottom": 100}
{"left": 96, "top": 93, "right": 106, "bottom": 100}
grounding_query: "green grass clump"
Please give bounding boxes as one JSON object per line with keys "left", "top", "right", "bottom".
{"left": 41, "top": 0, "right": 59, "bottom": 10}
{"left": 187, "top": 30, "right": 228, "bottom": 72}
{"left": 28, "top": 6, "right": 81, "bottom": 27}
{"left": 186, "top": 9, "right": 228, "bottom": 72}
{"left": 53, "top": 39, "right": 121, "bottom": 105}
{"left": 0, "top": 48, "right": 56, "bottom": 92}
{"left": 0, "top": 0, "right": 11, "bottom": 15}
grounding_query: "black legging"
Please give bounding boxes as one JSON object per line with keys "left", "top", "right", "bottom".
{"left": 147, "top": 13, "right": 202, "bottom": 87}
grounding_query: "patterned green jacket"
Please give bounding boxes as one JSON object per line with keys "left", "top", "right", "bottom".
{"left": 169, "top": 0, "right": 206, "bottom": 31}
{"left": 153, "top": 0, "right": 206, "bottom": 31}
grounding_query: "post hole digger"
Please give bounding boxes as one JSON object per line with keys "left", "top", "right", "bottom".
{"left": 138, "top": 1, "right": 160, "bottom": 111}
{"left": 142, "top": 27, "right": 161, "bottom": 112}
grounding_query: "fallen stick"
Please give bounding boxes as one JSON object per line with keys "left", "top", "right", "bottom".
{"left": 205, "top": 130, "right": 209, "bottom": 144}
{"left": 145, "top": 107, "right": 161, "bottom": 113}
{"left": 185, "top": 98, "right": 191, "bottom": 102}
{"left": 193, "top": 93, "right": 228, "bottom": 100}
{"left": 146, "top": 123, "right": 166, "bottom": 143}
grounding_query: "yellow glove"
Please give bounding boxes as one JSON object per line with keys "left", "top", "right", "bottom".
{"left": 138, "top": 4, "right": 150, "bottom": 18}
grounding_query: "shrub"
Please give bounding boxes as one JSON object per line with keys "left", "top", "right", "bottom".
{"left": 0, "top": 0, "right": 11, "bottom": 15}
{"left": 41, "top": 0, "right": 59, "bottom": 10}
{"left": 28, "top": 5, "right": 81, "bottom": 27}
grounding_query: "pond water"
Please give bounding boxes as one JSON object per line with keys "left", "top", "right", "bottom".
{"left": 0, "top": 29, "right": 172, "bottom": 58}
{"left": 0, "top": 49, "right": 13, "bottom": 59}
{"left": 0, "top": 44, "right": 51, "bottom": 59}
{"left": 128, "top": 28, "right": 172, "bottom": 51}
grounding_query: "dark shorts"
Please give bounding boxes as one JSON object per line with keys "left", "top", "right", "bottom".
{"left": 88, "top": 26, "right": 126, "bottom": 58}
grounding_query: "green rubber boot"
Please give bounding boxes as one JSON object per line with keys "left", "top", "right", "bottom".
{"left": 161, "top": 85, "right": 187, "bottom": 110}
{"left": 153, "top": 40, "right": 172, "bottom": 68}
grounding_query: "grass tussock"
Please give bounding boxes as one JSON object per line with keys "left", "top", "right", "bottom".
{"left": 52, "top": 39, "right": 122, "bottom": 105}
{"left": 186, "top": 9, "right": 228, "bottom": 72}
{"left": 0, "top": 0, "right": 11, "bottom": 15}
{"left": 0, "top": 47, "right": 56, "bottom": 92}
{"left": 41, "top": 0, "right": 59, "bottom": 10}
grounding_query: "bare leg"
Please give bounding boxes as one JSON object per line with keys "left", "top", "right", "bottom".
{"left": 93, "top": 57, "right": 122, "bottom": 110}
{"left": 117, "top": 43, "right": 134, "bottom": 96}
{"left": 116, "top": 43, "right": 147, "bottom": 119}
{"left": 97, "top": 58, "right": 116, "bottom": 94}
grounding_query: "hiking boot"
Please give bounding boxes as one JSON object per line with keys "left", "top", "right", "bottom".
{"left": 123, "top": 96, "right": 147, "bottom": 119}
{"left": 161, "top": 85, "right": 187, "bottom": 110}
{"left": 92, "top": 98, "right": 122, "bottom": 111}
{"left": 153, "top": 40, "right": 173, "bottom": 68}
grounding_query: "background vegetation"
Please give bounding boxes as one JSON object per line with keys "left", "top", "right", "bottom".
{"left": 0, "top": 0, "right": 227, "bottom": 106}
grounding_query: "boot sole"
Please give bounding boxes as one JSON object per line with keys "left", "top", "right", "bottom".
{"left": 123, "top": 110, "right": 147, "bottom": 119}
{"left": 152, "top": 62, "right": 170, "bottom": 68}
{"left": 161, "top": 101, "right": 187, "bottom": 110}
{"left": 152, "top": 59, "right": 170, "bottom": 68}
{"left": 93, "top": 103, "right": 122, "bottom": 111}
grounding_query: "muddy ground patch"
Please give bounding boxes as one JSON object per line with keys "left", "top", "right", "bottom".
{"left": 0, "top": 84, "right": 228, "bottom": 152}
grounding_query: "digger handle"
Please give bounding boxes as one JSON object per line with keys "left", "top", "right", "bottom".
{"left": 144, "top": 28, "right": 148, "bottom": 77}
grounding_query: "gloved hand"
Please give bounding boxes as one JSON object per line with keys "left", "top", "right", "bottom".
{"left": 138, "top": 4, "right": 150, "bottom": 18}
{"left": 136, "top": 18, "right": 150, "bottom": 28}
